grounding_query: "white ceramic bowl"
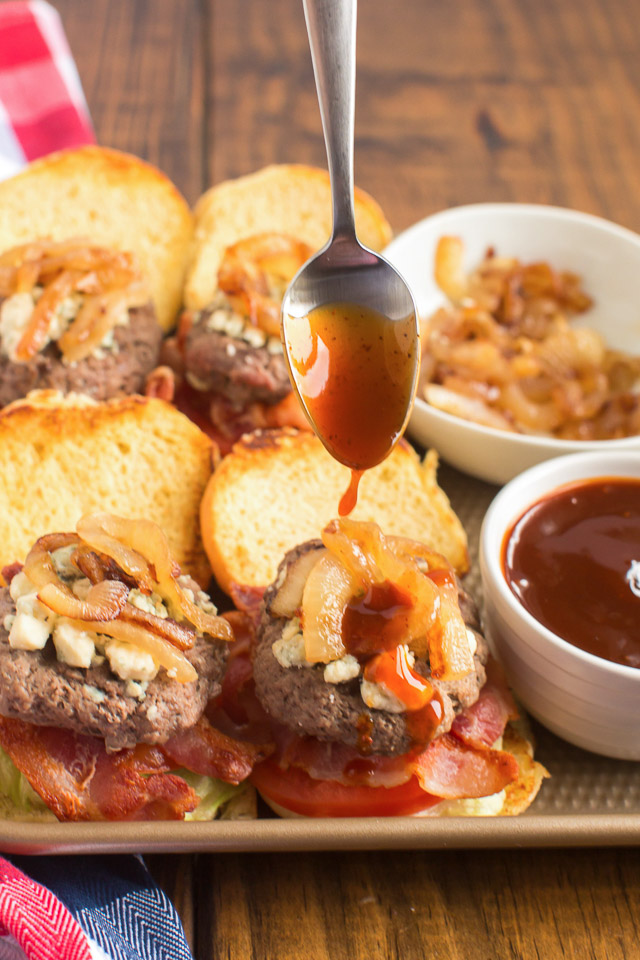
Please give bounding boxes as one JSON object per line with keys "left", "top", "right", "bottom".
{"left": 383, "top": 203, "right": 640, "bottom": 484}
{"left": 480, "top": 450, "right": 640, "bottom": 760}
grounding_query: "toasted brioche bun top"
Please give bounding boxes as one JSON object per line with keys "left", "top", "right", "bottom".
{"left": 0, "top": 390, "right": 213, "bottom": 584}
{"left": 200, "top": 429, "right": 469, "bottom": 594}
{"left": 184, "top": 164, "right": 393, "bottom": 309}
{"left": 0, "top": 146, "right": 193, "bottom": 331}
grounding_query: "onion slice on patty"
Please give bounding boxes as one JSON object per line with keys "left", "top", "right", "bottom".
{"left": 316, "top": 519, "right": 473, "bottom": 680}
{"left": 58, "top": 279, "right": 150, "bottom": 363}
{"left": 77, "top": 513, "right": 233, "bottom": 642}
{"left": 119, "top": 604, "right": 196, "bottom": 652}
{"left": 217, "top": 233, "right": 313, "bottom": 337}
{"left": 23, "top": 532, "right": 81, "bottom": 589}
{"left": 0, "top": 239, "right": 152, "bottom": 363}
{"left": 72, "top": 617, "right": 198, "bottom": 683}
{"left": 75, "top": 515, "right": 157, "bottom": 592}
{"left": 38, "top": 578, "right": 129, "bottom": 622}
{"left": 24, "top": 532, "right": 130, "bottom": 623}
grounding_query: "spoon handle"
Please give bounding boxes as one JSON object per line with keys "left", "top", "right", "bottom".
{"left": 302, "top": 0, "right": 357, "bottom": 240}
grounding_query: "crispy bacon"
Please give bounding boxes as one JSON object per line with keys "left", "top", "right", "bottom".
{"left": 0, "top": 562, "right": 23, "bottom": 586}
{"left": 265, "top": 671, "right": 520, "bottom": 800}
{"left": 0, "top": 712, "right": 268, "bottom": 821}
{"left": 0, "top": 717, "right": 197, "bottom": 821}
{"left": 207, "top": 611, "right": 274, "bottom": 745}
{"left": 162, "top": 715, "right": 271, "bottom": 786}
{"left": 409, "top": 733, "right": 519, "bottom": 799}
{"left": 450, "top": 661, "right": 518, "bottom": 750}
{"left": 145, "top": 365, "right": 176, "bottom": 402}
{"left": 169, "top": 381, "right": 310, "bottom": 457}
{"left": 228, "top": 583, "right": 266, "bottom": 627}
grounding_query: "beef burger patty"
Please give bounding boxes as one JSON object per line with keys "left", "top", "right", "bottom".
{"left": 0, "top": 587, "right": 226, "bottom": 752}
{"left": 253, "top": 542, "right": 488, "bottom": 756}
{"left": 0, "top": 304, "right": 162, "bottom": 408}
{"left": 182, "top": 310, "right": 291, "bottom": 408}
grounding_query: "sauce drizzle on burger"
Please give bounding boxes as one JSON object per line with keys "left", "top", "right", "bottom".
{"left": 248, "top": 518, "right": 546, "bottom": 818}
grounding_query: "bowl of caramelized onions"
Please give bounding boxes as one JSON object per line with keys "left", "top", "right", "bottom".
{"left": 384, "top": 204, "right": 640, "bottom": 484}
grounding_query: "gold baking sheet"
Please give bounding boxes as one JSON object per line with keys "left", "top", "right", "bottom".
{"left": 1, "top": 718, "right": 640, "bottom": 854}
{"left": 1, "top": 462, "right": 638, "bottom": 854}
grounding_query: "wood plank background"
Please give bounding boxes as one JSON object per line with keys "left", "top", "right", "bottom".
{"left": 49, "top": 1, "right": 640, "bottom": 957}
{"left": 58, "top": 0, "right": 640, "bottom": 229}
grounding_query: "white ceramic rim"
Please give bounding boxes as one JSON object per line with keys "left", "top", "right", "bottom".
{"left": 389, "top": 200, "right": 640, "bottom": 255}
{"left": 412, "top": 401, "right": 640, "bottom": 451}
{"left": 480, "top": 449, "right": 640, "bottom": 681}
{"left": 386, "top": 202, "right": 640, "bottom": 453}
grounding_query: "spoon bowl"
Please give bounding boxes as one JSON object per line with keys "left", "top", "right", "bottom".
{"left": 283, "top": 234, "right": 416, "bottom": 320}
{"left": 281, "top": 0, "right": 419, "bottom": 474}
{"left": 282, "top": 235, "right": 419, "bottom": 472}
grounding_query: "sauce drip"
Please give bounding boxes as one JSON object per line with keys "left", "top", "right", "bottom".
{"left": 339, "top": 469, "right": 363, "bottom": 517}
{"left": 341, "top": 580, "right": 415, "bottom": 657}
{"left": 364, "top": 647, "right": 434, "bottom": 711}
{"left": 284, "top": 301, "right": 417, "bottom": 512}
{"left": 340, "top": 579, "right": 446, "bottom": 749}
{"left": 355, "top": 713, "right": 374, "bottom": 756}
{"left": 503, "top": 477, "right": 640, "bottom": 669}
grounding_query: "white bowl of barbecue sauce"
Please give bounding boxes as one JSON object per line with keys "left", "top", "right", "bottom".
{"left": 480, "top": 451, "right": 640, "bottom": 759}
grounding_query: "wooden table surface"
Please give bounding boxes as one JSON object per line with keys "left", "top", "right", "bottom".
{"left": 53, "top": 1, "right": 640, "bottom": 957}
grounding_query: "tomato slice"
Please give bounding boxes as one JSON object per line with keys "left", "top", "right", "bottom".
{"left": 250, "top": 758, "right": 442, "bottom": 818}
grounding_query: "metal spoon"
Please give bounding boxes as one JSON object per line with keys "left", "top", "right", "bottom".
{"left": 281, "top": 0, "right": 419, "bottom": 473}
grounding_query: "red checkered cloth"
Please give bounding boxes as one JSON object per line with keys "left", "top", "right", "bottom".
{"left": 0, "top": 9, "right": 193, "bottom": 960}
{"left": 0, "top": 858, "right": 93, "bottom": 960}
{"left": 0, "top": 0, "right": 94, "bottom": 180}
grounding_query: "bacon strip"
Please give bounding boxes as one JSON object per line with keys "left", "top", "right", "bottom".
{"left": 228, "top": 583, "right": 266, "bottom": 627}
{"left": 0, "top": 717, "right": 196, "bottom": 821}
{"left": 409, "top": 733, "right": 519, "bottom": 799}
{"left": 0, "top": 713, "right": 269, "bottom": 821}
{"left": 266, "top": 673, "right": 520, "bottom": 800}
{"left": 161, "top": 716, "right": 270, "bottom": 786}
{"left": 450, "top": 664, "right": 518, "bottom": 750}
{"left": 0, "top": 562, "right": 23, "bottom": 586}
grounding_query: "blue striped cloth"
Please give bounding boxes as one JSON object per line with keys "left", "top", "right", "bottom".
{"left": 3, "top": 855, "right": 194, "bottom": 960}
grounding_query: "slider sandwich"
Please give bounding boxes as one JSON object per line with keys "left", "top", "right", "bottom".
{"left": 0, "top": 515, "right": 265, "bottom": 821}
{"left": 0, "top": 146, "right": 193, "bottom": 407}
{"left": 245, "top": 518, "right": 547, "bottom": 817}
{"left": 152, "top": 165, "right": 392, "bottom": 451}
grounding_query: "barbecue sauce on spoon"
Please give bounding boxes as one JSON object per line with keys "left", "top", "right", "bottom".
{"left": 284, "top": 301, "right": 417, "bottom": 514}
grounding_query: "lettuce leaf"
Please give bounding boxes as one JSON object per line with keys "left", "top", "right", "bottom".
{"left": 0, "top": 747, "right": 257, "bottom": 822}
{"left": 178, "top": 769, "right": 257, "bottom": 821}
{"left": 0, "top": 745, "right": 55, "bottom": 820}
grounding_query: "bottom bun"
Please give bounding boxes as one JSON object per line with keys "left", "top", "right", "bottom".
{"left": 259, "top": 795, "right": 447, "bottom": 820}
{"left": 259, "top": 792, "right": 504, "bottom": 820}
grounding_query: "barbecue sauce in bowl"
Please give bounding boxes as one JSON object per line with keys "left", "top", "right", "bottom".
{"left": 283, "top": 301, "right": 418, "bottom": 513}
{"left": 503, "top": 477, "right": 640, "bottom": 668}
